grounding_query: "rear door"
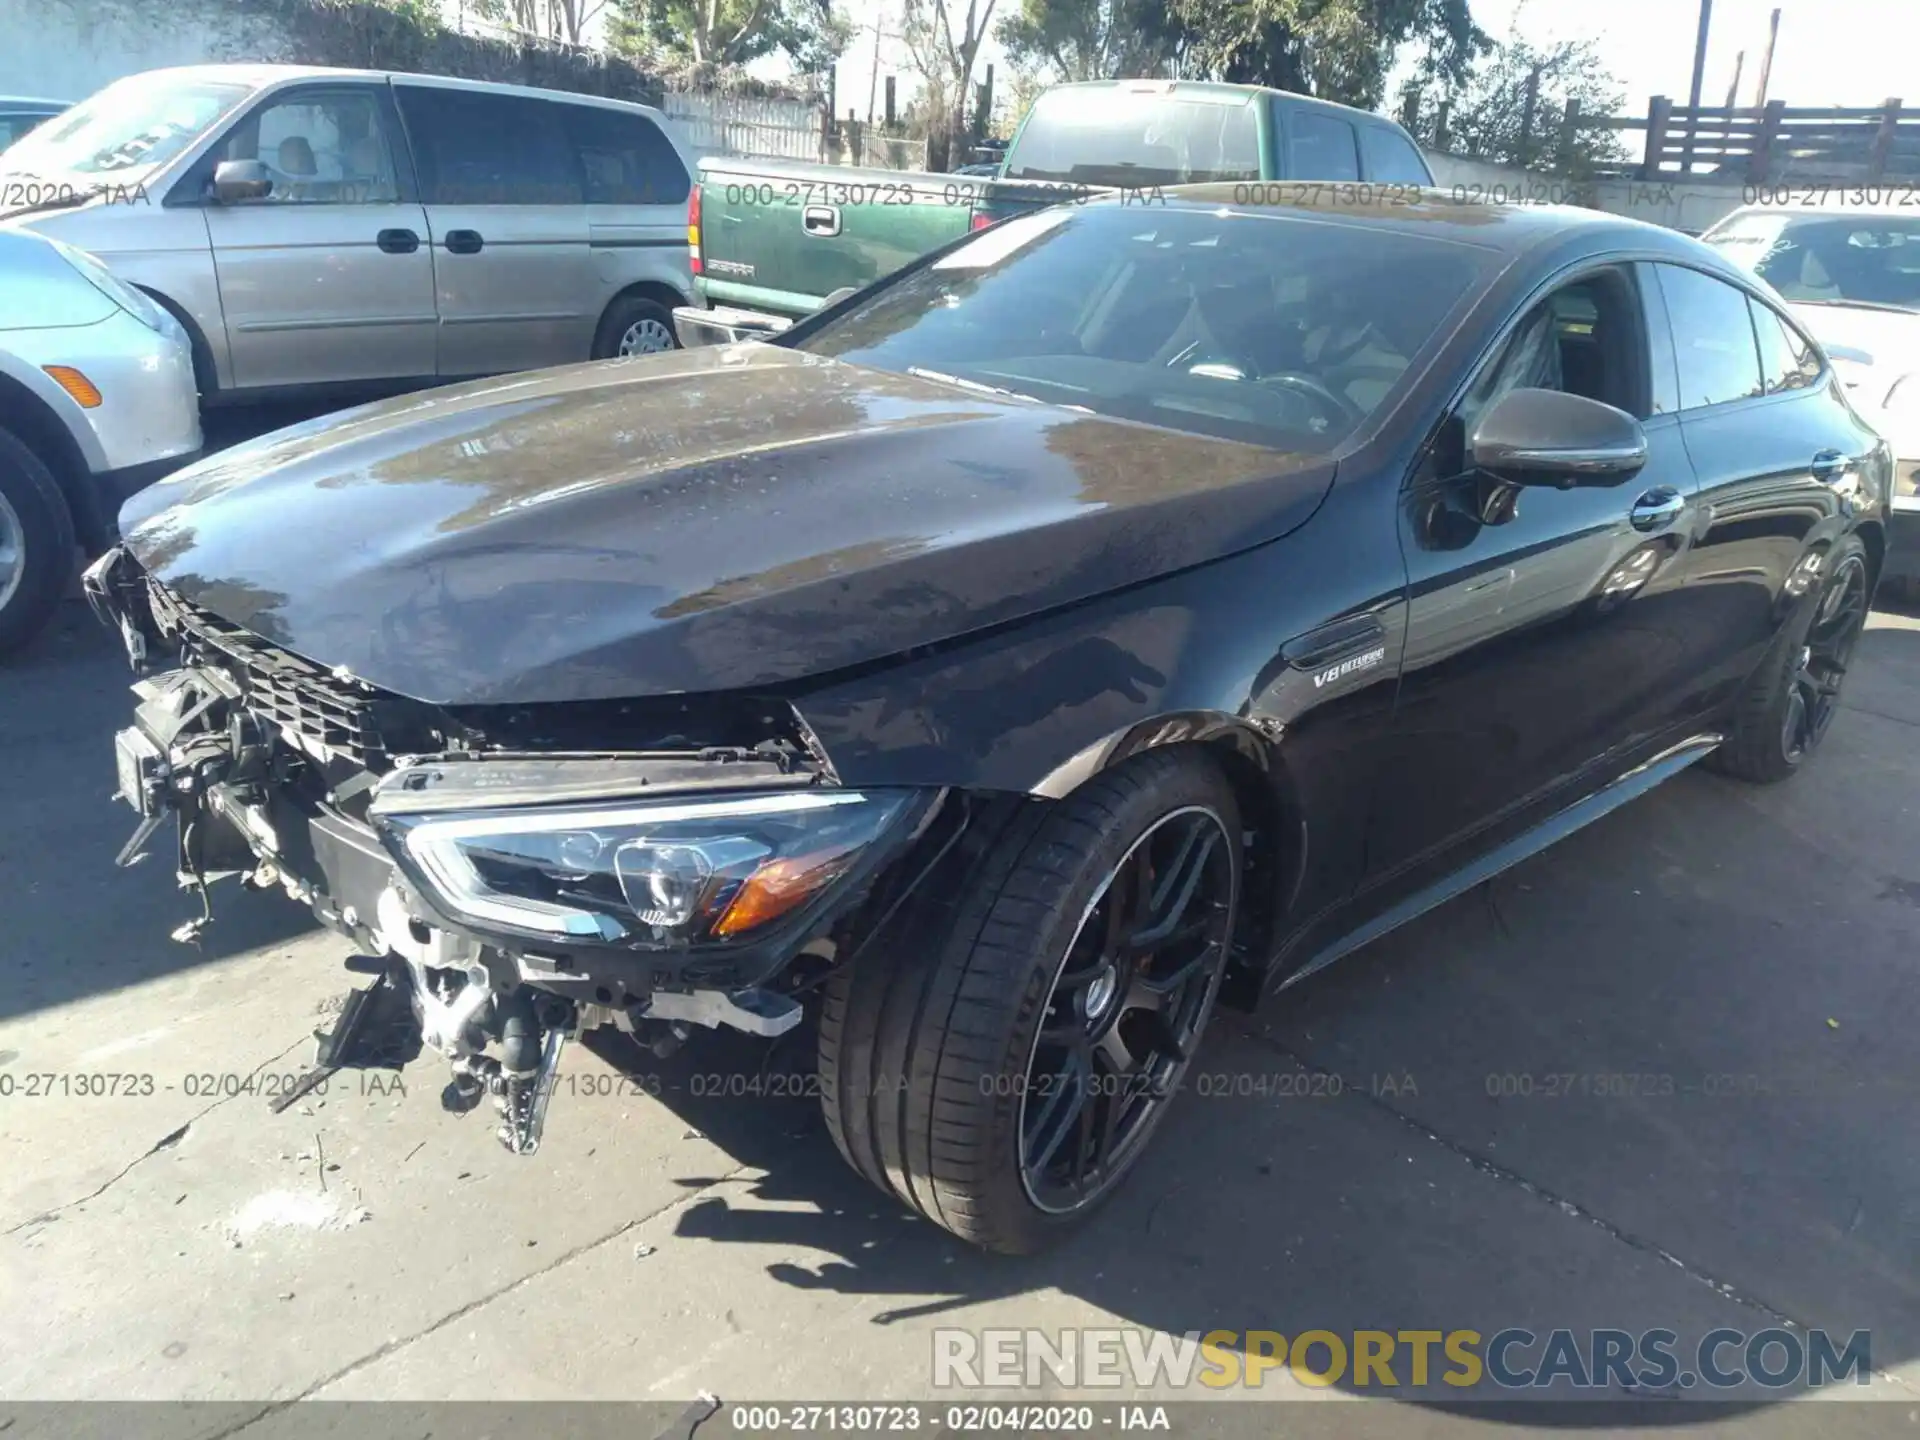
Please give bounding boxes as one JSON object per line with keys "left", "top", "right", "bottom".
{"left": 394, "top": 82, "right": 596, "bottom": 376}
{"left": 199, "top": 82, "right": 436, "bottom": 389}
{"left": 561, "top": 100, "right": 691, "bottom": 333}
{"left": 1654, "top": 262, "right": 1882, "bottom": 709}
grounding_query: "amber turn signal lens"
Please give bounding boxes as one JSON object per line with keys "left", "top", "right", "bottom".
{"left": 712, "top": 845, "right": 859, "bottom": 937}
{"left": 44, "top": 365, "right": 103, "bottom": 408}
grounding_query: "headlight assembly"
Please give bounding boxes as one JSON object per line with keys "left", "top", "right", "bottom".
{"left": 376, "top": 789, "right": 920, "bottom": 949}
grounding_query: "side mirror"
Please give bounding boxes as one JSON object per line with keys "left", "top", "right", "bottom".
{"left": 210, "top": 159, "right": 272, "bottom": 204}
{"left": 1469, "top": 387, "right": 1649, "bottom": 485}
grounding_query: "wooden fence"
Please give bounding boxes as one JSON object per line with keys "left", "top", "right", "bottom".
{"left": 1600, "top": 98, "right": 1920, "bottom": 184}
{"left": 1403, "top": 92, "right": 1920, "bottom": 188}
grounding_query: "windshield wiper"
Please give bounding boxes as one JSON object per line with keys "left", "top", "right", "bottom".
{"left": 1794, "top": 298, "right": 1920, "bottom": 315}
{"left": 906, "top": 366, "right": 1040, "bottom": 404}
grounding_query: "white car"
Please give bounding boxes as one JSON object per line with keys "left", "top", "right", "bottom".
{"left": 0, "top": 226, "right": 201, "bottom": 652}
{"left": 1703, "top": 203, "right": 1920, "bottom": 590}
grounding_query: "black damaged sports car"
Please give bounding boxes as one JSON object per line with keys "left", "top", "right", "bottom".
{"left": 88, "top": 188, "right": 1891, "bottom": 1253}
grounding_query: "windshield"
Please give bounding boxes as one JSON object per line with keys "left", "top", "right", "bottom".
{"left": 793, "top": 204, "right": 1491, "bottom": 452}
{"left": 1707, "top": 213, "right": 1920, "bottom": 312}
{"left": 1005, "top": 87, "right": 1262, "bottom": 187}
{"left": 1, "top": 75, "right": 249, "bottom": 177}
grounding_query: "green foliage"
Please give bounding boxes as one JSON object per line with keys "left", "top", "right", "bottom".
{"left": 1435, "top": 36, "right": 1628, "bottom": 174}
{"left": 1162, "top": 0, "right": 1485, "bottom": 108}
{"left": 608, "top": 0, "right": 851, "bottom": 74}
{"left": 994, "top": 0, "right": 1182, "bottom": 82}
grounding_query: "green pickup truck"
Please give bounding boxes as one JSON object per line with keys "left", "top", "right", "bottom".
{"left": 676, "top": 79, "right": 1434, "bottom": 344}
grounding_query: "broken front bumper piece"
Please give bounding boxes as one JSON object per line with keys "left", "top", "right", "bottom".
{"left": 97, "top": 625, "right": 898, "bottom": 1159}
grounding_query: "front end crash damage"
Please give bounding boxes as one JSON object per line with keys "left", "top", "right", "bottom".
{"left": 84, "top": 547, "right": 951, "bottom": 1156}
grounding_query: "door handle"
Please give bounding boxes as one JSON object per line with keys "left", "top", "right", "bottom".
{"left": 1628, "top": 486, "right": 1686, "bottom": 532}
{"left": 376, "top": 227, "right": 419, "bottom": 254}
{"left": 1810, "top": 449, "right": 1853, "bottom": 483}
{"left": 801, "top": 204, "right": 841, "bottom": 237}
{"left": 444, "top": 229, "right": 484, "bottom": 255}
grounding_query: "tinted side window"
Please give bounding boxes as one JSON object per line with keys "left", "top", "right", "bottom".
{"left": 563, "top": 104, "right": 688, "bottom": 205}
{"left": 1656, "top": 265, "right": 1764, "bottom": 409}
{"left": 1286, "top": 109, "right": 1360, "bottom": 181}
{"left": 1359, "top": 126, "right": 1429, "bottom": 183}
{"left": 1750, "top": 300, "right": 1822, "bottom": 393}
{"left": 397, "top": 86, "right": 582, "bottom": 205}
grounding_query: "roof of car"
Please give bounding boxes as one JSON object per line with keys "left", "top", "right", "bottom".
{"left": 93, "top": 63, "right": 667, "bottom": 116}
{"left": 1038, "top": 79, "right": 1413, "bottom": 129}
{"left": 1103, "top": 182, "right": 1741, "bottom": 265}
{"left": 0, "top": 97, "right": 68, "bottom": 111}
{"left": 1708, "top": 201, "right": 1920, "bottom": 230}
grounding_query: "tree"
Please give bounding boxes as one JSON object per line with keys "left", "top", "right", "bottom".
{"left": 1435, "top": 36, "right": 1627, "bottom": 174}
{"left": 608, "top": 0, "right": 851, "bottom": 76}
{"left": 994, "top": 0, "right": 1182, "bottom": 83}
{"left": 1164, "top": 0, "right": 1486, "bottom": 110}
{"left": 902, "top": 0, "right": 1001, "bottom": 170}
{"left": 464, "top": 0, "right": 609, "bottom": 45}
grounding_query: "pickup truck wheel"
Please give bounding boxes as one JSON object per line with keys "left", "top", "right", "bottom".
{"left": 0, "top": 427, "right": 76, "bottom": 658}
{"left": 594, "top": 297, "right": 679, "bottom": 358}
{"left": 818, "top": 750, "right": 1241, "bottom": 1253}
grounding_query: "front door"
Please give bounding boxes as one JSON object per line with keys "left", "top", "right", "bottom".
{"left": 393, "top": 82, "right": 596, "bottom": 378}
{"left": 1360, "top": 264, "right": 1707, "bottom": 901}
{"left": 202, "top": 83, "right": 437, "bottom": 389}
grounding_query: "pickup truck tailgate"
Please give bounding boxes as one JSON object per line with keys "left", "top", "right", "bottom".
{"left": 695, "top": 160, "right": 982, "bottom": 317}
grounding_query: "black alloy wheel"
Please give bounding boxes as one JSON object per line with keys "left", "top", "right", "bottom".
{"left": 817, "top": 748, "right": 1243, "bottom": 1253}
{"left": 1712, "top": 534, "right": 1872, "bottom": 784}
{"left": 1019, "top": 806, "right": 1237, "bottom": 1214}
{"left": 1781, "top": 550, "right": 1869, "bottom": 765}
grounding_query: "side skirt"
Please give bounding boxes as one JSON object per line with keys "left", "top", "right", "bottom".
{"left": 1276, "top": 732, "right": 1725, "bottom": 993}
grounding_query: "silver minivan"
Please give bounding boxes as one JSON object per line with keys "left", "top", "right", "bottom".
{"left": 0, "top": 65, "right": 695, "bottom": 403}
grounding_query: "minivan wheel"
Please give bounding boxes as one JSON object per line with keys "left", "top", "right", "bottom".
{"left": 0, "top": 427, "right": 76, "bottom": 658}
{"left": 818, "top": 750, "right": 1241, "bottom": 1254}
{"left": 594, "top": 296, "right": 679, "bottom": 358}
{"left": 1710, "top": 535, "right": 1870, "bottom": 784}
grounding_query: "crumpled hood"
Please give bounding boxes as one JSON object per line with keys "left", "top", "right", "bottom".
{"left": 122, "top": 345, "right": 1335, "bottom": 704}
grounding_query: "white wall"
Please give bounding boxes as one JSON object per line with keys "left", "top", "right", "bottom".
{"left": 0, "top": 0, "right": 295, "bottom": 104}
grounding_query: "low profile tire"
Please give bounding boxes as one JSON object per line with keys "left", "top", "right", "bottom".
{"left": 0, "top": 427, "right": 77, "bottom": 658}
{"left": 1709, "top": 534, "right": 1871, "bottom": 784}
{"left": 818, "top": 749, "right": 1242, "bottom": 1254}
{"left": 592, "top": 295, "right": 679, "bottom": 358}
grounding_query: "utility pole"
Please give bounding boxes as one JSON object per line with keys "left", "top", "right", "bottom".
{"left": 1754, "top": 7, "right": 1781, "bottom": 107}
{"left": 1682, "top": 0, "right": 1713, "bottom": 170}
{"left": 1725, "top": 49, "right": 1744, "bottom": 109}
{"left": 866, "top": 13, "right": 885, "bottom": 123}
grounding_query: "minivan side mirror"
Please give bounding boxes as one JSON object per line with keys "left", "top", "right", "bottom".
{"left": 210, "top": 159, "right": 272, "bottom": 204}
{"left": 1469, "top": 387, "right": 1649, "bottom": 485}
